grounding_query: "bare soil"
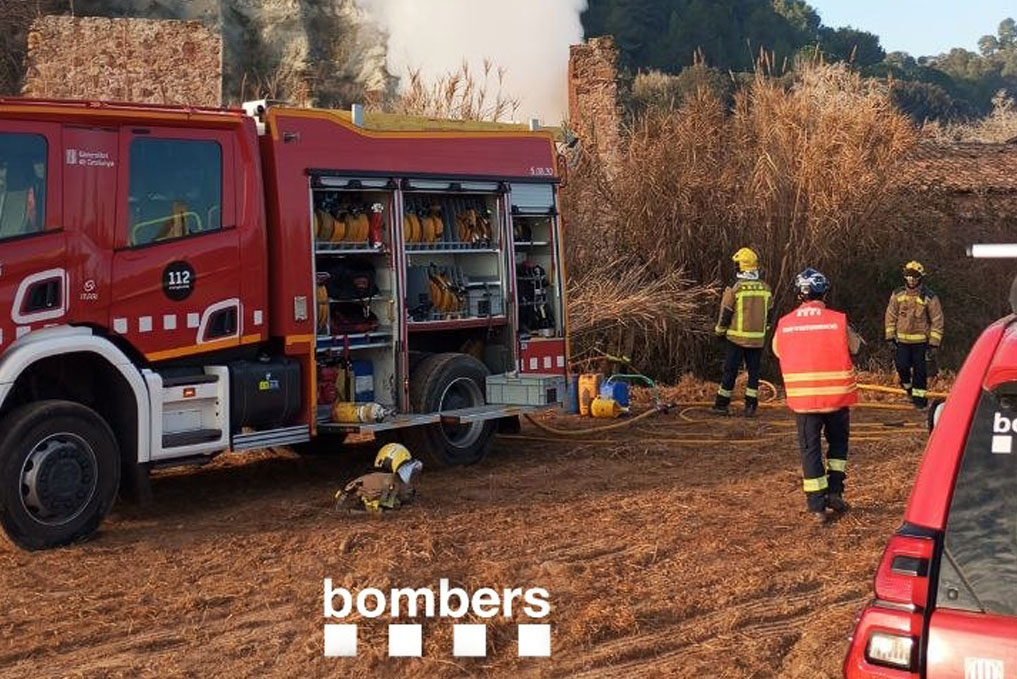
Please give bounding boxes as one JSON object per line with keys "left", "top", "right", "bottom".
{"left": 0, "top": 398, "right": 928, "bottom": 679}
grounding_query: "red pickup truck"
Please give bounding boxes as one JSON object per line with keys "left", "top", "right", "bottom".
{"left": 844, "top": 313, "right": 1017, "bottom": 677}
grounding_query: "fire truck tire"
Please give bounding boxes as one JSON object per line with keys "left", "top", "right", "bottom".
{"left": 405, "top": 352, "right": 494, "bottom": 466}
{"left": 0, "top": 401, "right": 121, "bottom": 551}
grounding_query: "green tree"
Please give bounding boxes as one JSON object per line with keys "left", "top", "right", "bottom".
{"left": 818, "top": 26, "right": 885, "bottom": 67}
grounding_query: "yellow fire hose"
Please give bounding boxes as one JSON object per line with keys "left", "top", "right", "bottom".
{"left": 514, "top": 378, "right": 943, "bottom": 443}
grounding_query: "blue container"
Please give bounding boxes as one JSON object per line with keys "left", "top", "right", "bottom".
{"left": 600, "top": 378, "right": 630, "bottom": 407}
{"left": 352, "top": 360, "right": 375, "bottom": 402}
{"left": 565, "top": 374, "right": 580, "bottom": 414}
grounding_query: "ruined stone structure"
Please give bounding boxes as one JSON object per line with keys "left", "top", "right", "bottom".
{"left": 22, "top": 16, "right": 222, "bottom": 106}
{"left": 568, "top": 36, "right": 622, "bottom": 174}
{"left": 11, "top": 0, "right": 392, "bottom": 108}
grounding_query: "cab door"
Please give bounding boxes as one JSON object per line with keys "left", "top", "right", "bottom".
{"left": 926, "top": 387, "right": 1017, "bottom": 677}
{"left": 110, "top": 127, "right": 242, "bottom": 363}
{"left": 0, "top": 122, "right": 65, "bottom": 351}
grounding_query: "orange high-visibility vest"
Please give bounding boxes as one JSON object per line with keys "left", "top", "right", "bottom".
{"left": 773, "top": 301, "right": 858, "bottom": 413}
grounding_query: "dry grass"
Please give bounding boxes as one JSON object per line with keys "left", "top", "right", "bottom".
{"left": 562, "top": 61, "right": 919, "bottom": 379}
{"left": 567, "top": 261, "right": 718, "bottom": 353}
{"left": 926, "top": 90, "right": 1017, "bottom": 143}
{"left": 385, "top": 60, "right": 520, "bottom": 122}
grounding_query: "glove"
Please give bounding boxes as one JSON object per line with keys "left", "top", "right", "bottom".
{"left": 886, "top": 337, "right": 897, "bottom": 346}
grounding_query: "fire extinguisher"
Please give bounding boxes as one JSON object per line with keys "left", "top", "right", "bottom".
{"left": 369, "top": 202, "right": 385, "bottom": 247}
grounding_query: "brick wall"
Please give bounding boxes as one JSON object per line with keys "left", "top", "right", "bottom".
{"left": 22, "top": 15, "right": 222, "bottom": 107}
{"left": 568, "top": 36, "right": 622, "bottom": 173}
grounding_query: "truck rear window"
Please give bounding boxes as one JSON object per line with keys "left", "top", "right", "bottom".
{"left": 128, "top": 138, "right": 222, "bottom": 246}
{"left": 937, "top": 388, "right": 1017, "bottom": 616}
{"left": 0, "top": 133, "right": 46, "bottom": 240}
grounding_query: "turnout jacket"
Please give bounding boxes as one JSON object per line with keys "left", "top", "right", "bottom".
{"left": 715, "top": 277, "right": 774, "bottom": 349}
{"left": 884, "top": 286, "right": 944, "bottom": 346}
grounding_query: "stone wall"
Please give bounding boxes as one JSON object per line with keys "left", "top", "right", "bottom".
{"left": 568, "top": 36, "right": 622, "bottom": 174}
{"left": 22, "top": 16, "right": 222, "bottom": 106}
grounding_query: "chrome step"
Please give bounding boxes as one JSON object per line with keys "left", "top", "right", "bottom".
{"left": 232, "top": 425, "right": 310, "bottom": 451}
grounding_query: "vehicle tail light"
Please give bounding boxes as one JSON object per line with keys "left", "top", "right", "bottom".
{"left": 843, "top": 527, "right": 935, "bottom": 678}
{"left": 866, "top": 631, "right": 916, "bottom": 670}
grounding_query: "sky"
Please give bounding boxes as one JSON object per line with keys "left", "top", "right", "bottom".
{"left": 809, "top": 0, "right": 1016, "bottom": 57}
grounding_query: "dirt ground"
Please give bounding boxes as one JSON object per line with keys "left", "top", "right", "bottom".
{"left": 0, "top": 391, "right": 930, "bottom": 679}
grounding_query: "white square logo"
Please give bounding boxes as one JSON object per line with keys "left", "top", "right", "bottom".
{"left": 388, "top": 624, "right": 422, "bottom": 657}
{"left": 517, "top": 624, "right": 551, "bottom": 657}
{"left": 323, "top": 624, "right": 357, "bottom": 657}
{"left": 453, "top": 624, "right": 487, "bottom": 657}
{"left": 991, "top": 435, "right": 1012, "bottom": 454}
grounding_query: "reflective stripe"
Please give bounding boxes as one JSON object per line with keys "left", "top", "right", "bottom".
{"left": 803, "top": 476, "right": 829, "bottom": 493}
{"left": 884, "top": 327, "right": 895, "bottom": 337}
{"left": 745, "top": 388, "right": 758, "bottom": 398}
{"left": 786, "top": 385, "right": 858, "bottom": 397}
{"left": 783, "top": 370, "right": 854, "bottom": 383}
{"left": 714, "top": 325, "right": 727, "bottom": 335}
{"left": 827, "top": 458, "right": 847, "bottom": 473}
{"left": 929, "top": 331, "right": 943, "bottom": 341}
{"left": 734, "top": 287, "right": 770, "bottom": 338}
{"left": 717, "top": 387, "right": 732, "bottom": 398}
{"left": 727, "top": 329, "right": 766, "bottom": 339}
{"left": 912, "top": 388, "right": 927, "bottom": 397}
{"left": 896, "top": 332, "right": 927, "bottom": 342}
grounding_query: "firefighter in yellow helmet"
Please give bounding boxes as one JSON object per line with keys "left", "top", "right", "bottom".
{"left": 884, "top": 261, "right": 944, "bottom": 409}
{"left": 713, "top": 247, "right": 774, "bottom": 416}
{"left": 334, "top": 443, "right": 423, "bottom": 513}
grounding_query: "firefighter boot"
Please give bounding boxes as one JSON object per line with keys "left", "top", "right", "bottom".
{"left": 826, "top": 493, "right": 850, "bottom": 514}
{"left": 744, "top": 397, "right": 758, "bottom": 418}
{"left": 812, "top": 509, "right": 830, "bottom": 525}
{"left": 713, "top": 391, "right": 731, "bottom": 415}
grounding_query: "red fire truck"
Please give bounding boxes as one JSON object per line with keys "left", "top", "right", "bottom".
{"left": 0, "top": 98, "right": 568, "bottom": 550}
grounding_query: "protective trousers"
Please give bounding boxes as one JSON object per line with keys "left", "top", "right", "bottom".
{"left": 715, "top": 341, "right": 762, "bottom": 408}
{"left": 894, "top": 342, "right": 928, "bottom": 407}
{"left": 796, "top": 408, "right": 849, "bottom": 512}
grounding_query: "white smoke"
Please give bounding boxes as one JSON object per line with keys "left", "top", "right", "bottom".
{"left": 359, "top": 0, "right": 588, "bottom": 123}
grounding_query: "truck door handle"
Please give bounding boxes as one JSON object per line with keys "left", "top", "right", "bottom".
{"left": 23, "top": 279, "right": 61, "bottom": 313}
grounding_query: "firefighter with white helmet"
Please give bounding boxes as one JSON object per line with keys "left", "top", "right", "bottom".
{"left": 773, "top": 268, "right": 862, "bottom": 524}
{"left": 884, "top": 261, "right": 944, "bottom": 409}
{"left": 334, "top": 443, "right": 423, "bottom": 513}
{"left": 713, "top": 247, "right": 774, "bottom": 416}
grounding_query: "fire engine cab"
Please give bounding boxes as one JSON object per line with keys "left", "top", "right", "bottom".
{"left": 0, "top": 98, "right": 568, "bottom": 550}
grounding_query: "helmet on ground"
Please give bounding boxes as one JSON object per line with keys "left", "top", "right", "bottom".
{"left": 732, "top": 247, "right": 759, "bottom": 272}
{"left": 795, "top": 267, "right": 829, "bottom": 299}
{"left": 375, "top": 443, "right": 412, "bottom": 473}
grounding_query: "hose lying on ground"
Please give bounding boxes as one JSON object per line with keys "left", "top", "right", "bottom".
{"left": 514, "top": 379, "right": 941, "bottom": 442}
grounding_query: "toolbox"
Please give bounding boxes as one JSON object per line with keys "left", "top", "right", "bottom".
{"left": 486, "top": 373, "right": 567, "bottom": 406}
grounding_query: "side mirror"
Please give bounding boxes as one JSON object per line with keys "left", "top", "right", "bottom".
{"left": 928, "top": 398, "right": 946, "bottom": 432}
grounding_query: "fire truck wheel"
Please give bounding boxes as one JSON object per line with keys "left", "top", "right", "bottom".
{"left": 0, "top": 401, "right": 120, "bottom": 551}
{"left": 405, "top": 353, "right": 495, "bottom": 466}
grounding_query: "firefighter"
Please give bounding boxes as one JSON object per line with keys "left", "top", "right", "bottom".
{"left": 772, "top": 269, "right": 862, "bottom": 525}
{"left": 713, "top": 247, "right": 774, "bottom": 417}
{"left": 334, "top": 443, "right": 423, "bottom": 513}
{"left": 884, "top": 261, "right": 944, "bottom": 409}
